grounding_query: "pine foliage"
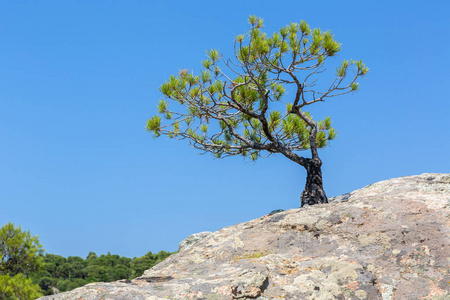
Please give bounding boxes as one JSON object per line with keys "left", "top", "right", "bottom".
{"left": 147, "top": 16, "right": 367, "bottom": 163}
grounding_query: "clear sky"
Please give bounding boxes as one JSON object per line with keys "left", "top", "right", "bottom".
{"left": 1, "top": 1, "right": 448, "bottom": 258}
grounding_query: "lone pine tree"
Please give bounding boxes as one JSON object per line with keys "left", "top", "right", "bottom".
{"left": 147, "top": 16, "right": 368, "bottom": 206}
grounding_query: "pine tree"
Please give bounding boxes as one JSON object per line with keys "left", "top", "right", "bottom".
{"left": 0, "top": 223, "right": 44, "bottom": 299}
{"left": 147, "top": 16, "right": 368, "bottom": 206}
{"left": 0, "top": 222, "right": 44, "bottom": 276}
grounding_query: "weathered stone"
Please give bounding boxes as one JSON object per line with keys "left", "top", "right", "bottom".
{"left": 40, "top": 173, "right": 450, "bottom": 299}
{"left": 178, "top": 231, "right": 213, "bottom": 252}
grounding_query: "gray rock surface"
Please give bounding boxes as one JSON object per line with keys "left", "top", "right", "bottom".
{"left": 40, "top": 173, "right": 450, "bottom": 299}
{"left": 178, "top": 231, "right": 213, "bottom": 252}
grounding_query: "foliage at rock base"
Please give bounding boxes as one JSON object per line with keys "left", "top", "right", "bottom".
{"left": 31, "top": 250, "right": 174, "bottom": 295}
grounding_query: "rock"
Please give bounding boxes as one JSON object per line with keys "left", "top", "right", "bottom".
{"left": 178, "top": 231, "right": 213, "bottom": 252}
{"left": 268, "top": 209, "right": 285, "bottom": 215}
{"left": 39, "top": 173, "right": 450, "bottom": 299}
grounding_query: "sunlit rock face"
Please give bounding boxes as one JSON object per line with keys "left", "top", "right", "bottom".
{"left": 40, "top": 173, "right": 450, "bottom": 300}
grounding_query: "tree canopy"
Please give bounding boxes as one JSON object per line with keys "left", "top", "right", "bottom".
{"left": 30, "top": 250, "right": 174, "bottom": 295}
{"left": 147, "top": 16, "right": 367, "bottom": 206}
{"left": 0, "top": 222, "right": 44, "bottom": 276}
{"left": 0, "top": 223, "right": 44, "bottom": 299}
{"left": 0, "top": 222, "right": 174, "bottom": 297}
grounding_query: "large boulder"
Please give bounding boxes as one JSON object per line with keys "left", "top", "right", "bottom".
{"left": 40, "top": 173, "right": 450, "bottom": 299}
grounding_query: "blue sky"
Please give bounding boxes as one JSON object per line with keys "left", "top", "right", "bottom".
{"left": 1, "top": 1, "right": 448, "bottom": 258}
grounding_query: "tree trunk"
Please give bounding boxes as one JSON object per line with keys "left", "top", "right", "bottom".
{"left": 301, "top": 158, "right": 328, "bottom": 206}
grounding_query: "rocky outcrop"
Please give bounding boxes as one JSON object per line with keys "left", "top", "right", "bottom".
{"left": 40, "top": 173, "right": 450, "bottom": 299}
{"left": 178, "top": 231, "right": 213, "bottom": 252}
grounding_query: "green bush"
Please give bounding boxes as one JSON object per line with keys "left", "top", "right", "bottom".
{"left": 0, "top": 274, "right": 42, "bottom": 300}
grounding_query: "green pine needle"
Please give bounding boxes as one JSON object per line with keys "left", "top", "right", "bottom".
{"left": 146, "top": 116, "right": 161, "bottom": 135}
{"left": 157, "top": 100, "right": 168, "bottom": 113}
{"left": 206, "top": 49, "right": 219, "bottom": 62}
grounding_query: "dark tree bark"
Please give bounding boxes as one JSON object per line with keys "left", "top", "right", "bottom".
{"left": 301, "top": 158, "right": 328, "bottom": 206}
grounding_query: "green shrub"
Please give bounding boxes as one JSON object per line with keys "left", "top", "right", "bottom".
{"left": 0, "top": 274, "right": 42, "bottom": 300}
